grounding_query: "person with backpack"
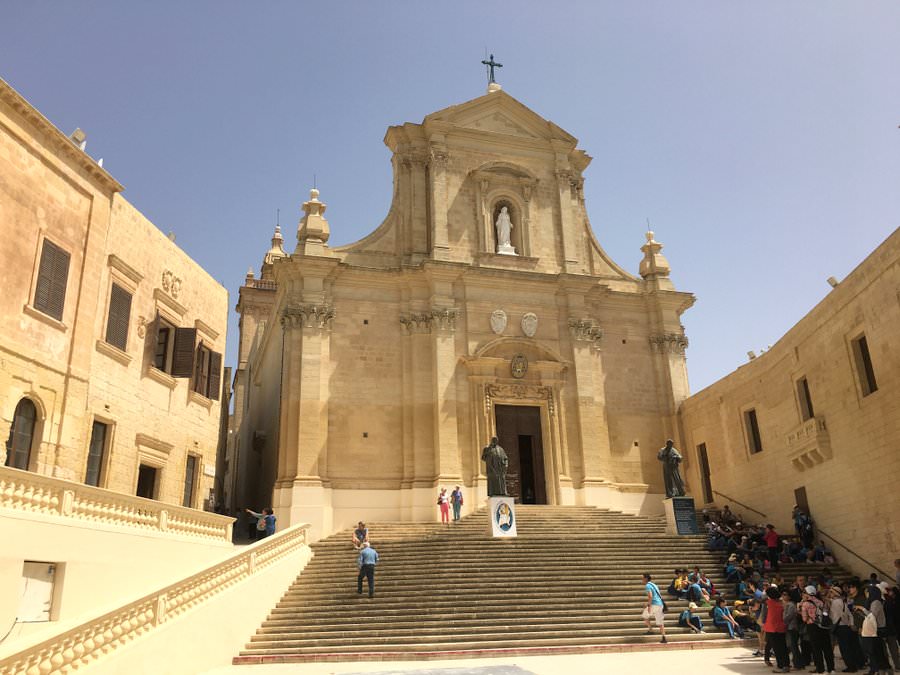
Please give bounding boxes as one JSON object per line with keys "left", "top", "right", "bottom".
{"left": 245, "top": 507, "right": 276, "bottom": 539}
{"left": 830, "top": 585, "right": 863, "bottom": 672}
{"left": 800, "top": 585, "right": 835, "bottom": 674}
{"left": 678, "top": 602, "right": 704, "bottom": 633}
{"left": 641, "top": 573, "right": 667, "bottom": 644}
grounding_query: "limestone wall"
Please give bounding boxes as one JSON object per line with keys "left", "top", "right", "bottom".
{"left": 679, "top": 227, "right": 900, "bottom": 577}
{"left": 0, "top": 78, "right": 228, "bottom": 509}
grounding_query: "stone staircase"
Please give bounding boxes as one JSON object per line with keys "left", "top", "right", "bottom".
{"left": 234, "top": 505, "right": 756, "bottom": 663}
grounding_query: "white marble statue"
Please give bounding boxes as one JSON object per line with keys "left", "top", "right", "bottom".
{"left": 495, "top": 207, "right": 516, "bottom": 255}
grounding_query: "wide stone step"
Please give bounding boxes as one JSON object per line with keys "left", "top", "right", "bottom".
{"left": 256, "top": 611, "right": 712, "bottom": 634}
{"left": 238, "top": 630, "right": 733, "bottom": 656}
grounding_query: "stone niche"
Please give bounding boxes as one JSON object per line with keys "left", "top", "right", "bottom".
{"left": 471, "top": 164, "right": 538, "bottom": 259}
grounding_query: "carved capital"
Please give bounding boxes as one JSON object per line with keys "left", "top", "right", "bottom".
{"left": 568, "top": 318, "right": 603, "bottom": 347}
{"left": 429, "top": 148, "right": 449, "bottom": 169}
{"left": 430, "top": 307, "right": 459, "bottom": 332}
{"left": 281, "top": 302, "right": 335, "bottom": 330}
{"left": 649, "top": 332, "right": 689, "bottom": 354}
{"left": 399, "top": 313, "right": 433, "bottom": 335}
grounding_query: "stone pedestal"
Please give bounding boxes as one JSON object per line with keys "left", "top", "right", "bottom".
{"left": 486, "top": 496, "right": 517, "bottom": 537}
{"left": 663, "top": 495, "right": 698, "bottom": 535}
{"left": 496, "top": 243, "right": 517, "bottom": 256}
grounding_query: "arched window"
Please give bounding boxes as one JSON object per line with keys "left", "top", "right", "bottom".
{"left": 5, "top": 398, "right": 37, "bottom": 470}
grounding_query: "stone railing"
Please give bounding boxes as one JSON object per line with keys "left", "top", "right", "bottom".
{"left": 0, "top": 523, "right": 309, "bottom": 675}
{"left": 0, "top": 465, "right": 234, "bottom": 543}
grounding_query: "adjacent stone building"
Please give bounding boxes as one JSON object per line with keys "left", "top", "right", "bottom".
{"left": 679, "top": 227, "right": 899, "bottom": 577}
{"left": 233, "top": 87, "right": 695, "bottom": 539}
{"left": 0, "top": 77, "right": 228, "bottom": 508}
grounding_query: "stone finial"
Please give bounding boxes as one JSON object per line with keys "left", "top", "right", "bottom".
{"left": 263, "top": 225, "right": 287, "bottom": 266}
{"left": 639, "top": 230, "right": 671, "bottom": 280}
{"left": 296, "top": 188, "right": 330, "bottom": 255}
{"left": 246, "top": 266, "right": 255, "bottom": 281}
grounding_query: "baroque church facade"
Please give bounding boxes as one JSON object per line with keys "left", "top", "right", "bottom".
{"left": 232, "top": 87, "right": 695, "bottom": 540}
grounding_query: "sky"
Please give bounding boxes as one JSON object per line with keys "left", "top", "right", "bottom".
{"left": 2, "top": 2, "right": 899, "bottom": 392}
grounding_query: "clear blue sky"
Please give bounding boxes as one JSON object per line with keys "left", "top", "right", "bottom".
{"left": 3, "top": 2, "right": 898, "bottom": 392}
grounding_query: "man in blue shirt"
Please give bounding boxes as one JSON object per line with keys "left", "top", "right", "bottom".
{"left": 357, "top": 542, "right": 379, "bottom": 598}
{"left": 642, "top": 573, "right": 668, "bottom": 643}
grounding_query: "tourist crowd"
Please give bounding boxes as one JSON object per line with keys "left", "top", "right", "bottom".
{"left": 647, "top": 505, "right": 900, "bottom": 674}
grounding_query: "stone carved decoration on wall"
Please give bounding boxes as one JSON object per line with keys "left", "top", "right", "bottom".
{"left": 485, "top": 383, "right": 555, "bottom": 415}
{"left": 137, "top": 315, "right": 148, "bottom": 339}
{"left": 649, "top": 333, "right": 689, "bottom": 354}
{"left": 568, "top": 319, "right": 603, "bottom": 346}
{"left": 280, "top": 303, "right": 335, "bottom": 330}
{"left": 161, "top": 270, "right": 182, "bottom": 299}
{"left": 510, "top": 354, "right": 528, "bottom": 379}
{"left": 521, "top": 312, "right": 538, "bottom": 338}
{"left": 431, "top": 308, "right": 459, "bottom": 332}
{"left": 490, "top": 310, "right": 507, "bottom": 335}
{"left": 399, "top": 313, "right": 433, "bottom": 334}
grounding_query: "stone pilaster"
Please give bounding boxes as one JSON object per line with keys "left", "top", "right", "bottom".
{"left": 567, "top": 316, "right": 612, "bottom": 484}
{"left": 428, "top": 144, "right": 450, "bottom": 260}
{"left": 430, "top": 306, "right": 462, "bottom": 482}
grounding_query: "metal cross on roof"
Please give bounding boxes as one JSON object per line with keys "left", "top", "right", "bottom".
{"left": 481, "top": 53, "right": 503, "bottom": 84}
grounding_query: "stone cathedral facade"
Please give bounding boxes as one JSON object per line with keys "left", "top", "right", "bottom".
{"left": 232, "top": 88, "right": 695, "bottom": 540}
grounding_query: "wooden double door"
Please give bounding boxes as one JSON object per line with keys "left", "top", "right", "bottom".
{"left": 494, "top": 404, "right": 547, "bottom": 504}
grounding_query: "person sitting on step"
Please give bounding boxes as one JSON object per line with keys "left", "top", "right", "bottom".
{"left": 678, "top": 602, "right": 705, "bottom": 633}
{"left": 667, "top": 569, "right": 690, "bottom": 600}
{"left": 352, "top": 521, "right": 369, "bottom": 550}
{"left": 713, "top": 597, "right": 745, "bottom": 638}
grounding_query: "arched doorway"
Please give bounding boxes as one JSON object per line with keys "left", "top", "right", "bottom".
{"left": 5, "top": 398, "right": 37, "bottom": 470}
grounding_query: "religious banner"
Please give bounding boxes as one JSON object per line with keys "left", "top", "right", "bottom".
{"left": 488, "top": 496, "right": 517, "bottom": 538}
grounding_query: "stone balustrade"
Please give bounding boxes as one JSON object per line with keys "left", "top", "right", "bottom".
{"left": 0, "top": 523, "right": 309, "bottom": 675}
{"left": 0, "top": 465, "right": 234, "bottom": 542}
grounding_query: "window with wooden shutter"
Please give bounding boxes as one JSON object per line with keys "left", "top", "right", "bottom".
{"left": 104, "top": 283, "right": 132, "bottom": 351}
{"left": 207, "top": 351, "right": 222, "bottom": 400}
{"left": 33, "top": 239, "right": 71, "bottom": 321}
{"left": 171, "top": 327, "right": 197, "bottom": 378}
{"left": 193, "top": 344, "right": 210, "bottom": 396}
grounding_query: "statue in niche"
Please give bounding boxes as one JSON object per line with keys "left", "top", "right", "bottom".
{"left": 657, "top": 439, "right": 686, "bottom": 498}
{"left": 495, "top": 206, "right": 517, "bottom": 255}
{"left": 482, "top": 437, "right": 509, "bottom": 496}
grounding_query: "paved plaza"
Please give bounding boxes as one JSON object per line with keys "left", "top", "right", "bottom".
{"left": 206, "top": 645, "right": 763, "bottom": 675}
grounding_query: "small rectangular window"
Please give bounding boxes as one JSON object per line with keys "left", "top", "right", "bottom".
{"left": 153, "top": 318, "right": 175, "bottom": 373}
{"left": 33, "top": 239, "right": 70, "bottom": 321}
{"left": 182, "top": 454, "right": 198, "bottom": 507}
{"left": 136, "top": 464, "right": 158, "bottom": 499}
{"left": 797, "top": 377, "right": 815, "bottom": 421}
{"left": 190, "top": 343, "right": 222, "bottom": 400}
{"left": 85, "top": 421, "right": 108, "bottom": 487}
{"left": 104, "top": 283, "right": 132, "bottom": 351}
{"left": 744, "top": 408, "right": 763, "bottom": 454}
{"left": 851, "top": 334, "right": 878, "bottom": 396}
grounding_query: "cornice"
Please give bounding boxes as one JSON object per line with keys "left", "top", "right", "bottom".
{"left": 1, "top": 77, "right": 124, "bottom": 193}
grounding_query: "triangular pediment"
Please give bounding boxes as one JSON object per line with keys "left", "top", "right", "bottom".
{"left": 424, "top": 90, "right": 577, "bottom": 145}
